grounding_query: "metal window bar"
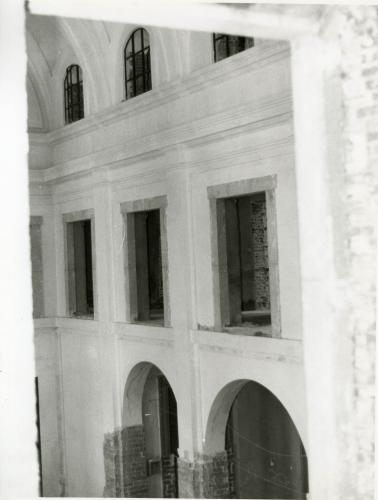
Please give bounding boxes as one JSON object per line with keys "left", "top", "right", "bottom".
{"left": 213, "top": 33, "right": 254, "bottom": 62}
{"left": 64, "top": 64, "right": 84, "bottom": 124}
{"left": 124, "top": 28, "right": 151, "bottom": 100}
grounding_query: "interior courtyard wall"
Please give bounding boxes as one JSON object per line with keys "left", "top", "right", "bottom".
{"left": 28, "top": 22, "right": 309, "bottom": 497}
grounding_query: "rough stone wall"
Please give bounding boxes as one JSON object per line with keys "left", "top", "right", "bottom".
{"left": 29, "top": 217, "right": 44, "bottom": 318}
{"left": 103, "top": 426, "right": 147, "bottom": 498}
{"left": 177, "top": 452, "right": 230, "bottom": 499}
{"left": 325, "top": 6, "right": 377, "bottom": 499}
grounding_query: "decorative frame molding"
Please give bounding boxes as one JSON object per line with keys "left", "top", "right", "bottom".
{"left": 207, "top": 175, "right": 281, "bottom": 337}
{"left": 120, "top": 195, "right": 170, "bottom": 327}
{"left": 62, "top": 208, "right": 97, "bottom": 320}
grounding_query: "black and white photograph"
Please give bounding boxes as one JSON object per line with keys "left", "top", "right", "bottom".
{"left": 0, "top": 1, "right": 376, "bottom": 499}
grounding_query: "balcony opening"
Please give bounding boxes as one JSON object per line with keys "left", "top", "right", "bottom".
{"left": 66, "top": 219, "right": 94, "bottom": 318}
{"left": 220, "top": 192, "right": 271, "bottom": 331}
{"left": 129, "top": 209, "right": 164, "bottom": 324}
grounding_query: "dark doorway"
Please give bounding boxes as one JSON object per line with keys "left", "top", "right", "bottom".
{"left": 142, "top": 368, "right": 179, "bottom": 498}
{"left": 225, "top": 381, "right": 308, "bottom": 499}
{"left": 66, "top": 218, "right": 94, "bottom": 317}
{"left": 158, "top": 375, "right": 179, "bottom": 498}
{"left": 132, "top": 209, "right": 164, "bottom": 324}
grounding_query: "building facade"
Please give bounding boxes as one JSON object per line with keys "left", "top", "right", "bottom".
{"left": 26, "top": 5, "right": 376, "bottom": 499}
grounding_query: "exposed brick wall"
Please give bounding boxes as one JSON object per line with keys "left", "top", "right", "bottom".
{"left": 177, "top": 452, "right": 231, "bottom": 499}
{"left": 103, "top": 429, "right": 123, "bottom": 497}
{"left": 177, "top": 457, "right": 200, "bottom": 498}
{"left": 226, "top": 449, "right": 236, "bottom": 499}
{"left": 103, "top": 426, "right": 147, "bottom": 498}
{"left": 161, "top": 454, "right": 178, "bottom": 497}
{"left": 203, "top": 452, "right": 230, "bottom": 498}
{"left": 121, "top": 426, "right": 148, "bottom": 498}
{"left": 250, "top": 198, "right": 270, "bottom": 311}
{"left": 29, "top": 217, "right": 44, "bottom": 318}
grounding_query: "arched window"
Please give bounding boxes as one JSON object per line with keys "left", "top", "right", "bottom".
{"left": 213, "top": 34, "right": 254, "bottom": 62}
{"left": 124, "top": 28, "right": 152, "bottom": 100}
{"left": 64, "top": 64, "right": 84, "bottom": 124}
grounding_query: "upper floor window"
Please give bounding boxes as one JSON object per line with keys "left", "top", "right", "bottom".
{"left": 64, "top": 64, "right": 84, "bottom": 124}
{"left": 208, "top": 176, "right": 280, "bottom": 337}
{"left": 213, "top": 34, "right": 254, "bottom": 62}
{"left": 121, "top": 196, "right": 170, "bottom": 327}
{"left": 124, "top": 28, "right": 152, "bottom": 100}
{"left": 63, "top": 210, "right": 96, "bottom": 319}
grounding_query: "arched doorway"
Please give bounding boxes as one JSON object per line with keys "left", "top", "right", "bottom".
{"left": 122, "top": 363, "right": 179, "bottom": 498}
{"left": 206, "top": 380, "right": 308, "bottom": 499}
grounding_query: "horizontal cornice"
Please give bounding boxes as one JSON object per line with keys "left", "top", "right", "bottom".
{"left": 29, "top": 40, "right": 292, "bottom": 185}
{"left": 46, "top": 40, "right": 289, "bottom": 145}
{"left": 39, "top": 92, "right": 292, "bottom": 185}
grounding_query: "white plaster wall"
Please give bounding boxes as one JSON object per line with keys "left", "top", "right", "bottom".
{"left": 34, "top": 327, "right": 63, "bottom": 497}
{"left": 58, "top": 328, "right": 105, "bottom": 497}
{"left": 29, "top": 196, "right": 57, "bottom": 317}
{"left": 27, "top": 79, "right": 44, "bottom": 131}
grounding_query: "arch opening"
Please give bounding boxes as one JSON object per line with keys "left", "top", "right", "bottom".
{"left": 206, "top": 380, "right": 308, "bottom": 499}
{"left": 64, "top": 64, "right": 84, "bottom": 124}
{"left": 122, "top": 362, "right": 179, "bottom": 498}
{"left": 124, "top": 28, "right": 152, "bottom": 100}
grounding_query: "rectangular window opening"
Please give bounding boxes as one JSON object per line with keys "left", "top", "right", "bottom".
{"left": 67, "top": 219, "right": 94, "bottom": 318}
{"left": 129, "top": 209, "right": 165, "bottom": 325}
{"left": 219, "top": 192, "right": 272, "bottom": 333}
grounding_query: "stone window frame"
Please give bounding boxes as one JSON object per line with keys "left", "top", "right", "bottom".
{"left": 120, "top": 195, "right": 171, "bottom": 328}
{"left": 30, "top": 216, "right": 44, "bottom": 318}
{"left": 63, "top": 209, "right": 97, "bottom": 320}
{"left": 208, "top": 175, "right": 281, "bottom": 337}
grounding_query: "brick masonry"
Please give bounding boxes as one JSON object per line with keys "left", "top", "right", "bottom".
{"left": 161, "top": 454, "right": 178, "bottom": 498}
{"left": 177, "top": 452, "right": 231, "bottom": 499}
{"left": 122, "top": 426, "right": 148, "bottom": 498}
{"left": 103, "top": 425, "right": 148, "bottom": 498}
{"left": 250, "top": 198, "right": 270, "bottom": 311}
{"left": 103, "top": 429, "right": 123, "bottom": 497}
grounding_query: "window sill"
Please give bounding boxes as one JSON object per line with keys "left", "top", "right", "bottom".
{"left": 70, "top": 314, "right": 94, "bottom": 320}
{"left": 197, "top": 323, "right": 273, "bottom": 338}
{"left": 223, "top": 325, "right": 272, "bottom": 338}
{"left": 130, "top": 319, "right": 167, "bottom": 328}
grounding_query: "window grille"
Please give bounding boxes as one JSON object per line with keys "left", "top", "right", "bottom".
{"left": 124, "top": 28, "right": 152, "bottom": 100}
{"left": 213, "top": 34, "right": 254, "bottom": 62}
{"left": 64, "top": 64, "right": 84, "bottom": 124}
